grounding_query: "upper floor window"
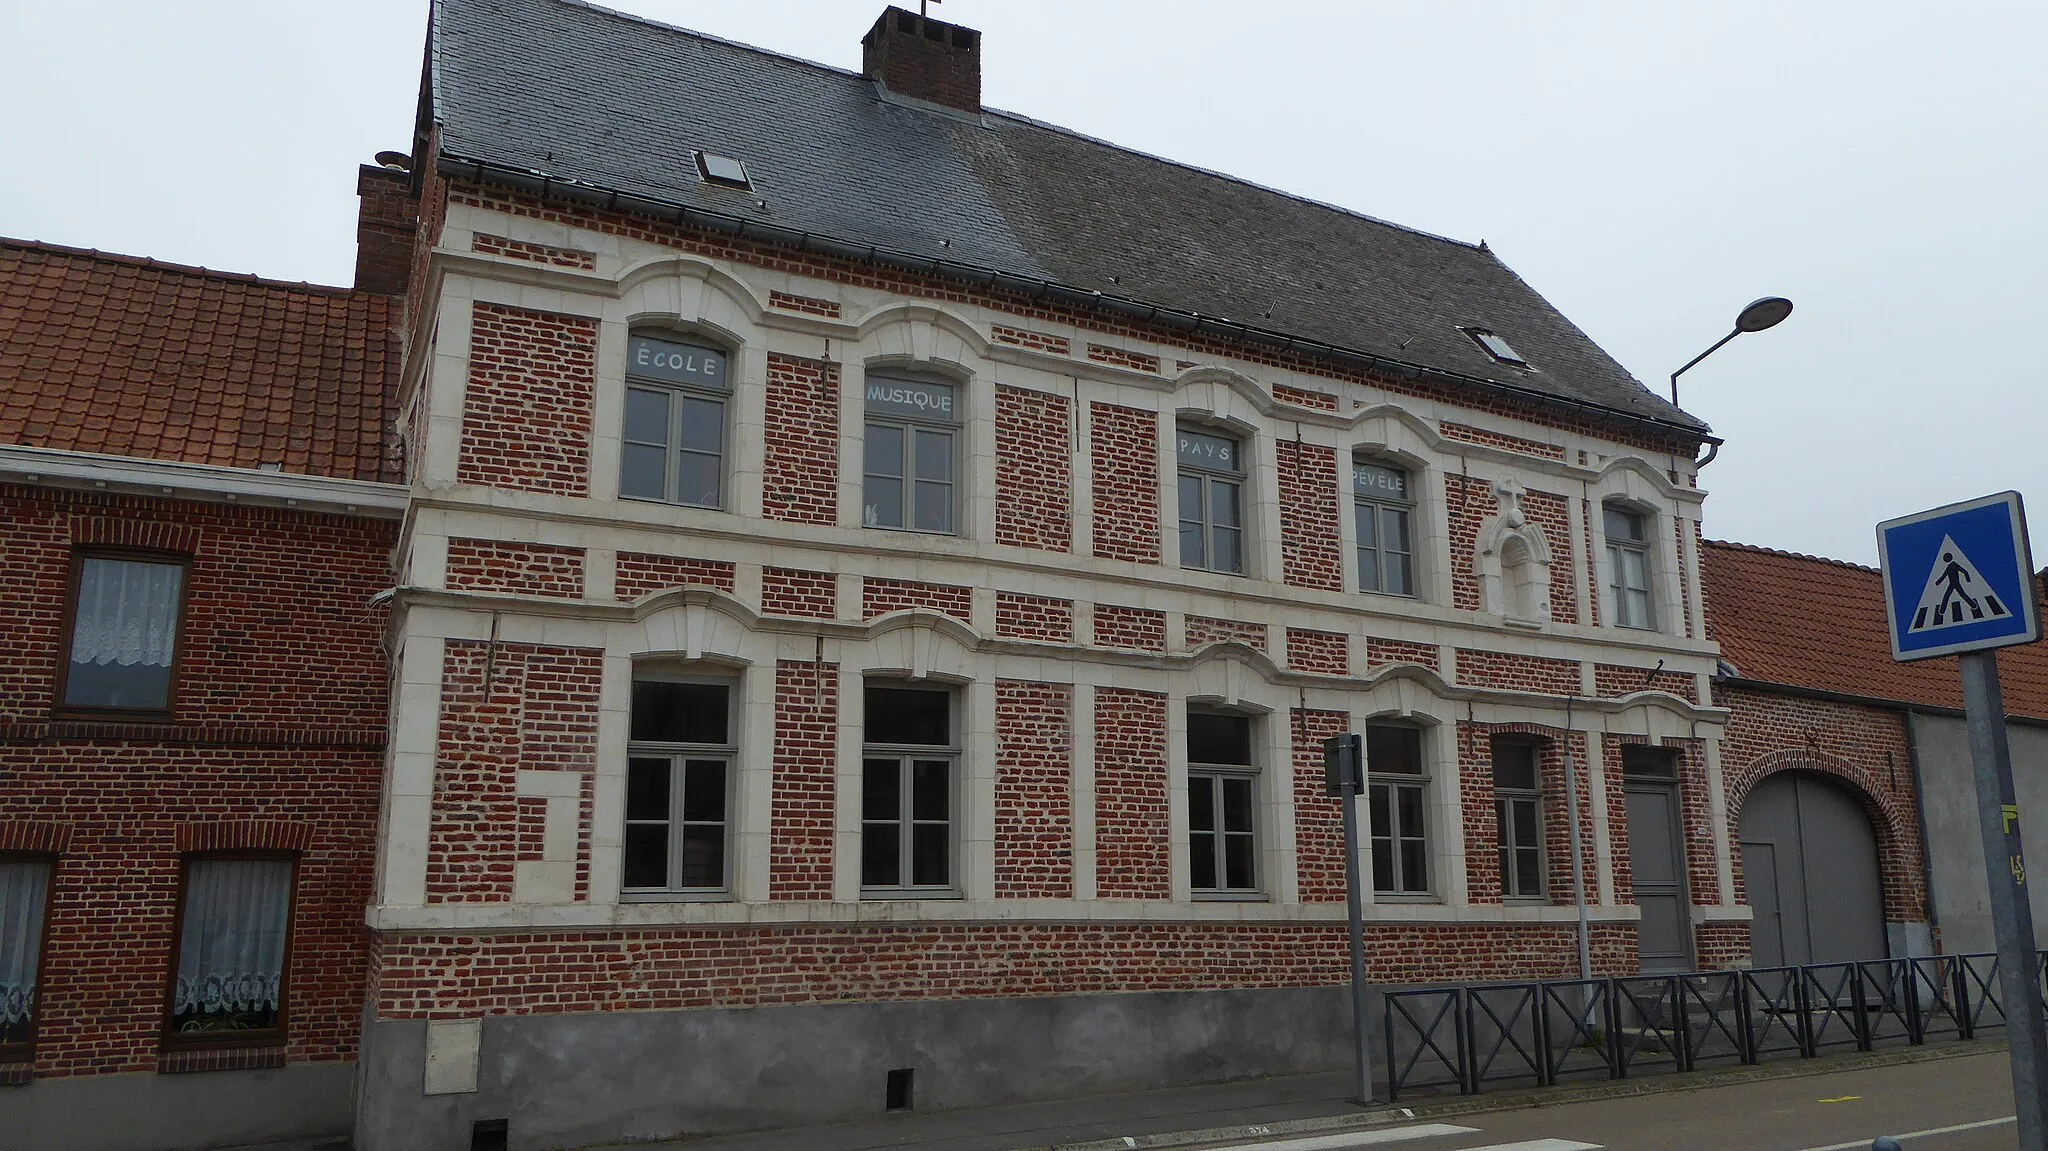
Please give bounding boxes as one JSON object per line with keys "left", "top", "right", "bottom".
{"left": 863, "top": 376, "right": 957, "bottom": 534}
{"left": 1366, "top": 722, "right": 1430, "bottom": 896}
{"left": 1604, "top": 504, "right": 1655, "bottom": 629}
{"left": 621, "top": 334, "right": 730, "bottom": 509}
{"left": 165, "top": 855, "right": 294, "bottom": 1049}
{"left": 0, "top": 856, "right": 52, "bottom": 1063}
{"left": 61, "top": 552, "right": 187, "bottom": 713}
{"left": 1178, "top": 427, "right": 1244, "bottom": 574}
{"left": 625, "top": 677, "right": 734, "bottom": 896}
{"left": 1492, "top": 739, "right": 1544, "bottom": 900}
{"left": 1353, "top": 459, "right": 1414, "bottom": 596}
{"left": 1187, "top": 711, "right": 1258, "bottom": 895}
{"left": 862, "top": 684, "right": 957, "bottom": 895}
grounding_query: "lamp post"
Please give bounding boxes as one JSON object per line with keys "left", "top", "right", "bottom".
{"left": 1669, "top": 296, "right": 1793, "bottom": 407}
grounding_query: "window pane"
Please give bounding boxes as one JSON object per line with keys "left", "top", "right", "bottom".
{"left": 1396, "top": 785, "right": 1426, "bottom": 838}
{"left": 682, "top": 760, "right": 726, "bottom": 822}
{"left": 1491, "top": 742, "right": 1538, "bottom": 791}
{"left": 1189, "top": 776, "right": 1216, "bottom": 832}
{"left": 1605, "top": 506, "right": 1644, "bottom": 542}
{"left": 1627, "top": 589, "right": 1653, "bottom": 628}
{"left": 911, "top": 760, "right": 949, "bottom": 821}
{"left": 1178, "top": 474, "right": 1205, "bottom": 524}
{"left": 1177, "top": 430, "right": 1240, "bottom": 472}
{"left": 864, "top": 477, "right": 904, "bottom": 528}
{"left": 1371, "top": 840, "right": 1395, "bottom": 892}
{"left": 171, "top": 859, "right": 291, "bottom": 1035}
{"left": 1354, "top": 462, "right": 1408, "bottom": 499}
{"left": 1187, "top": 712, "right": 1252, "bottom": 766}
{"left": 631, "top": 681, "right": 729, "bottom": 744}
{"left": 620, "top": 442, "right": 667, "bottom": 500}
{"left": 910, "top": 824, "right": 950, "bottom": 886}
{"left": 1212, "top": 526, "right": 1243, "bottom": 574}
{"left": 679, "top": 825, "right": 725, "bottom": 888}
{"left": 1384, "top": 506, "right": 1412, "bottom": 553}
{"left": 865, "top": 424, "right": 904, "bottom": 477}
{"left": 861, "top": 823, "right": 900, "bottom": 887}
{"left": 1366, "top": 724, "right": 1423, "bottom": 774}
{"left": 0, "top": 861, "right": 50, "bottom": 1046}
{"left": 623, "top": 824, "right": 670, "bottom": 889}
{"left": 1209, "top": 480, "right": 1240, "bottom": 529}
{"left": 1385, "top": 548, "right": 1413, "bottom": 597}
{"left": 627, "top": 758, "right": 671, "bottom": 821}
{"left": 1224, "top": 833, "right": 1257, "bottom": 890}
{"left": 1179, "top": 521, "right": 1207, "bottom": 570}
{"left": 1221, "top": 777, "right": 1255, "bottom": 833}
{"left": 1190, "top": 833, "right": 1218, "bottom": 890}
{"left": 913, "top": 429, "right": 953, "bottom": 482}
{"left": 1400, "top": 840, "right": 1429, "bottom": 892}
{"left": 913, "top": 480, "right": 953, "bottom": 533}
{"left": 678, "top": 396, "right": 723, "bottom": 454}
{"left": 1358, "top": 547, "right": 1382, "bottom": 593}
{"left": 66, "top": 558, "right": 182, "bottom": 709}
{"left": 863, "top": 759, "right": 901, "bottom": 821}
{"left": 1513, "top": 799, "right": 1541, "bottom": 844}
{"left": 1368, "top": 784, "right": 1392, "bottom": 838}
{"left": 676, "top": 450, "right": 722, "bottom": 508}
{"left": 1621, "top": 549, "right": 1649, "bottom": 592}
{"left": 623, "top": 387, "right": 670, "bottom": 445}
{"left": 865, "top": 686, "right": 950, "bottom": 746}
{"left": 1356, "top": 502, "right": 1379, "bottom": 549}
{"left": 1516, "top": 847, "right": 1542, "bottom": 897}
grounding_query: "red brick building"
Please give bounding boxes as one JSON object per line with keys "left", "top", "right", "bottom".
{"left": 0, "top": 227, "right": 407, "bottom": 1149}
{"left": 353, "top": 4, "right": 1743, "bottom": 1147}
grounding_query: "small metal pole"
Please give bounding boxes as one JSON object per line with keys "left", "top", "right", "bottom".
{"left": 1341, "top": 745, "right": 1376, "bottom": 1104}
{"left": 1961, "top": 649, "right": 2048, "bottom": 1151}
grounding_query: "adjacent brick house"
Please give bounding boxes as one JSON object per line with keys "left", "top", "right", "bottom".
{"left": 0, "top": 227, "right": 407, "bottom": 1149}
{"left": 356, "top": 3, "right": 1743, "bottom": 1146}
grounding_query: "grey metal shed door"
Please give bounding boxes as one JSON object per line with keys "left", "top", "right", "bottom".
{"left": 1626, "top": 782, "right": 1694, "bottom": 973}
{"left": 1739, "top": 771, "right": 1888, "bottom": 967}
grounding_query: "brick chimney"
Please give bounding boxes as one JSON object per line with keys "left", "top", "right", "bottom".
{"left": 862, "top": 6, "right": 982, "bottom": 113}
{"left": 354, "top": 162, "right": 418, "bottom": 297}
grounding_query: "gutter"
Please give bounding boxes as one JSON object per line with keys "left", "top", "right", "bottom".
{"left": 0, "top": 443, "right": 409, "bottom": 517}
{"left": 437, "top": 153, "right": 1721, "bottom": 451}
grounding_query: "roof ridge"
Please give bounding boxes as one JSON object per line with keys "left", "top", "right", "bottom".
{"left": 1703, "top": 537, "right": 1879, "bottom": 574}
{"left": 0, "top": 237, "right": 366, "bottom": 299}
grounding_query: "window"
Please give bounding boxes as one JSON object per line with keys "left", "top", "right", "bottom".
{"left": 862, "top": 685, "right": 956, "bottom": 894}
{"left": 61, "top": 552, "right": 187, "bottom": 712}
{"left": 863, "top": 376, "right": 957, "bottom": 534}
{"left": 1465, "top": 327, "right": 1527, "bottom": 366}
{"left": 624, "top": 678, "right": 734, "bottom": 895}
{"left": 1604, "top": 504, "right": 1655, "bottom": 629}
{"left": 1492, "top": 740, "right": 1544, "bottom": 900}
{"left": 1354, "top": 460, "right": 1414, "bottom": 596}
{"left": 1366, "top": 723, "right": 1430, "bottom": 895}
{"left": 695, "top": 151, "right": 752, "bottom": 189}
{"left": 1178, "top": 427, "right": 1244, "bottom": 574}
{"left": 621, "top": 334, "right": 730, "bottom": 508}
{"left": 1187, "top": 711, "right": 1258, "bottom": 894}
{"left": 0, "top": 857, "right": 52, "bottom": 1062}
{"left": 1622, "top": 745, "right": 1679, "bottom": 780}
{"left": 165, "top": 856, "right": 294, "bottom": 1047}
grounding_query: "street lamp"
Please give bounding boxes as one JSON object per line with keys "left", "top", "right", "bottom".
{"left": 1668, "top": 296, "right": 1793, "bottom": 406}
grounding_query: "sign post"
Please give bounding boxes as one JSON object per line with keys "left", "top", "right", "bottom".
{"left": 1323, "top": 733, "right": 1374, "bottom": 1104}
{"left": 1878, "top": 491, "right": 2045, "bottom": 1151}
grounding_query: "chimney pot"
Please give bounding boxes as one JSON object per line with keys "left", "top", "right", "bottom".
{"left": 862, "top": 6, "right": 981, "bottom": 113}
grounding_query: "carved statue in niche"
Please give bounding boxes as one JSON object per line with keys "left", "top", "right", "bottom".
{"left": 1476, "top": 477, "right": 1553, "bottom": 622}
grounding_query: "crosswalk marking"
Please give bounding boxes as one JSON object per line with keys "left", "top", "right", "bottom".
{"left": 1792, "top": 1115, "right": 2014, "bottom": 1151}
{"left": 1455, "top": 1141, "right": 1602, "bottom": 1151}
{"left": 1198, "top": 1125, "right": 1481, "bottom": 1151}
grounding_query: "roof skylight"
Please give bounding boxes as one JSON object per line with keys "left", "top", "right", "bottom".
{"left": 1465, "top": 328, "right": 1527, "bottom": 366}
{"left": 695, "top": 151, "right": 752, "bottom": 189}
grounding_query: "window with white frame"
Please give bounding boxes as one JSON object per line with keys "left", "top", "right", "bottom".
{"left": 62, "top": 551, "right": 188, "bottom": 713}
{"left": 861, "top": 684, "right": 957, "bottom": 893}
{"left": 1492, "top": 738, "right": 1545, "bottom": 900}
{"left": 624, "top": 677, "right": 734, "bottom": 895}
{"left": 620, "top": 334, "right": 730, "bottom": 508}
{"left": 0, "top": 856, "right": 52, "bottom": 1062}
{"left": 1187, "top": 711, "right": 1258, "bottom": 894}
{"left": 1367, "top": 722, "right": 1430, "bottom": 895}
{"left": 164, "top": 855, "right": 294, "bottom": 1047}
{"left": 863, "top": 376, "right": 957, "bottom": 533}
{"left": 1604, "top": 503, "right": 1655, "bottom": 629}
{"left": 1178, "top": 427, "right": 1244, "bottom": 574}
{"left": 1353, "top": 459, "right": 1415, "bottom": 596}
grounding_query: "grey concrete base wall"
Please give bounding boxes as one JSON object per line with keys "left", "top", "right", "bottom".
{"left": 355, "top": 985, "right": 1366, "bottom": 1151}
{"left": 1912, "top": 714, "right": 2048, "bottom": 954}
{"left": 2, "top": 1061, "right": 354, "bottom": 1151}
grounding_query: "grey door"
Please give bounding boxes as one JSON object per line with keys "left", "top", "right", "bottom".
{"left": 1739, "top": 771, "right": 1888, "bottom": 967}
{"left": 1626, "top": 782, "right": 1694, "bottom": 973}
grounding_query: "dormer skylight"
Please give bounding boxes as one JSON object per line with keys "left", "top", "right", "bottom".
{"left": 1465, "top": 327, "right": 1527, "bottom": 367}
{"left": 695, "top": 151, "right": 752, "bottom": 190}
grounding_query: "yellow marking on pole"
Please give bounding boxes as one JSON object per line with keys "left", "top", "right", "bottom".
{"left": 2003, "top": 804, "right": 2020, "bottom": 834}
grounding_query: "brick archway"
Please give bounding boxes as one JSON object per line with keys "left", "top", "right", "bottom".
{"left": 1727, "top": 749, "right": 1924, "bottom": 925}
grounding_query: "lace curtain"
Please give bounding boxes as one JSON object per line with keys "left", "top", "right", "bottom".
{"left": 70, "top": 558, "right": 183, "bottom": 669}
{"left": 0, "top": 861, "right": 50, "bottom": 1033}
{"left": 173, "top": 859, "right": 292, "bottom": 1023}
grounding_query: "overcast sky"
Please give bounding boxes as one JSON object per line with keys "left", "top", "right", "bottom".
{"left": 6, "top": 1, "right": 2043, "bottom": 566}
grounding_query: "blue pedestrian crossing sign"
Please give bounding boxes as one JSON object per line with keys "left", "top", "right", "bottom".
{"left": 1877, "top": 491, "right": 2040, "bottom": 662}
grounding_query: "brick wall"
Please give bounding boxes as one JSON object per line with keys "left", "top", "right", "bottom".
{"left": 862, "top": 577, "right": 972, "bottom": 622}
{"left": 615, "top": 553, "right": 738, "bottom": 600}
{"left": 1086, "top": 344, "right": 1160, "bottom": 374}
{"left": 457, "top": 302, "right": 596, "bottom": 495}
{"left": 1094, "top": 605, "right": 1166, "bottom": 652}
{"left": 1093, "top": 688, "right": 1169, "bottom": 898}
{"left": 1285, "top": 628, "right": 1350, "bottom": 676}
{"left": 762, "top": 354, "right": 840, "bottom": 525}
{"left": 1292, "top": 708, "right": 1350, "bottom": 903}
{"left": 1456, "top": 649, "right": 1580, "bottom": 696}
{"left": 1185, "top": 616, "right": 1267, "bottom": 650}
{"left": 991, "top": 325, "right": 1071, "bottom": 355}
{"left": 769, "top": 660, "right": 837, "bottom": 899}
{"left": 1277, "top": 439, "right": 1342, "bottom": 591}
{"left": 994, "top": 385, "right": 1072, "bottom": 553}
{"left": 761, "top": 567, "right": 838, "bottom": 620}
{"left": 1594, "top": 663, "right": 1699, "bottom": 702}
{"left": 1438, "top": 422, "right": 1566, "bottom": 460}
{"left": 1090, "top": 403, "right": 1159, "bottom": 563}
{"left": 1271, "top": 383, "right": 1338, "bottom": 412}
{"left": 994, "top": 592, "right": 1073, "bottom": 643}
{"left": 1445, "top": 475, "right": 1491, "bottom": 611}
{"left": 1523, "top": 488, "right": 1577, "bottom": 624}
{"left": 1366, "top": 637, "right": 1440, "bottom": 672}
{"left": 471, "top": 232, "right": 596, "bottom": 270}
{"left": 445, "top": 539, "right": 586, "bottom": 599}
{"left": 767, "top": 290, "right": 841, "bottom": 318}
{"left": 994, "top": 681, "right": 1073, "bottom": 898}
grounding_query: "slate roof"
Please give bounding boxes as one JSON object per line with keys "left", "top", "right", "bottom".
{"left": 0, "top": 239, "right": 402, "bottom": 483}
{"left": 427, "top": 0, "right": 1709, "bottom": 439}
{"left": 1701, "top": 540, "right": 2048, "bottom": 721}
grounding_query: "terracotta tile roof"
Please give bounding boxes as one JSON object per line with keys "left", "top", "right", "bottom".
{"left": 0, "top": 238, "right": 401, "bottom": 482}
{"left": 1702, "top": 539, "right": 2048, "bottom": 721}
